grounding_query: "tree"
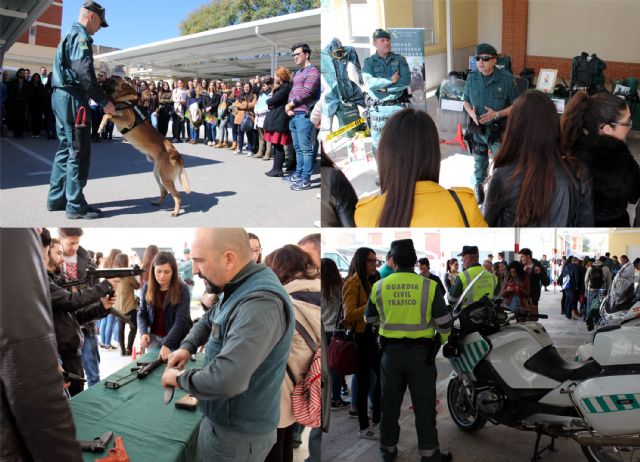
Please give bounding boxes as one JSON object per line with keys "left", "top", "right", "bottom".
{"left": 179, "top": 0, "right": 319, "bottom": 35}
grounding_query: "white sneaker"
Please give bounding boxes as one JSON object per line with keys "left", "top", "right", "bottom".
{"left": 358, "top": 425, "right": 379, "bottom": 440}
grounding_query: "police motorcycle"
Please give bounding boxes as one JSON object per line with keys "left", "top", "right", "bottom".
{"left": 576, "top": 263, "right": 640, "bottom": 363}
{"left": 443, "top": 271, "right": 640, "bottom": 462}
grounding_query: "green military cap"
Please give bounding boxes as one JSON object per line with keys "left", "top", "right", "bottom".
{"left": 475, "top": 43, "right": 497, "bottom": 56}
{"left": 183, "top": 248, "right": 191, "bottom": 254}
{"left": 458, "top": 245, "right": 479, "bottom": 256}
{"left": 372, "top": 29, "right": 391, "bottom": 40}
{"left": 83, "top": 0, "right": 108, "bottom": 27}
{"left": 389, "top": 239, "right": 416, "bottom": 257}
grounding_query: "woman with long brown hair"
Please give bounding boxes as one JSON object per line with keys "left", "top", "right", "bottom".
{"left": 140, "top": 244, "right": 159, "bottom": 288}
{"left": 264, "top": 245, "right": 320, "bottom": 462}
{"left": 137, "top": 251, "right": 192, "bottom": 360}
{"left": 483, "top": 90, "right": 593, "bottom": 227}
{"left": 113, "top": 252, "right": 140, "bottom": 356}
{"left": 355, "top": 108, "right": 486, "bottom": 227}
{"left": 233, "top": 82, "right": 257, "bottom": 155}
{"left": 342, "top": 247, "right": 381, "bottom": 439}
{"left": 98, "top": 248, "right": 122, "bottom": 349}
{"left": 561, "top": 91, "right": 640, "bottom": 226}
{"left": 264, "top": 67, "right": 293, "bottom": 177}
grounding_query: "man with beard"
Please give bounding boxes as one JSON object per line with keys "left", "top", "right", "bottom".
{"left": 46, "top": 236, "right": 116, "bottom": 396}
{"left": 162, "top": 228, "right": 294, "bottom": 462}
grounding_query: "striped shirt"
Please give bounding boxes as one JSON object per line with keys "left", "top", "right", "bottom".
{"left": 288, "top": 64, "right": 321, "bottom": 115}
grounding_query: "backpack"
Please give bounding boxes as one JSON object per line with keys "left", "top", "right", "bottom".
{"left": 287, "top": 320, "right": 321, "bottom": 428}
{"left": 589, "top": 265, "right": 604, "bottom": 289}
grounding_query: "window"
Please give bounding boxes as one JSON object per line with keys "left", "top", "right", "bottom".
{"left": 413, "top": 0, "right": 436, "bottom": 45}
{"left": 347, "top": 0, "right": 376, "bottom": 43}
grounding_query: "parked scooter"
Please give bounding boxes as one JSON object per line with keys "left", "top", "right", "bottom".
{"left": 444, "top": 270, "right": 640, "bottom": 462}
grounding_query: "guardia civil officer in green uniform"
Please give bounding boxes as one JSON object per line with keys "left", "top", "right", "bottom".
{"left": 463, "top": 43, "right": 519, "bottom": 205}
{"left": 365, "top": 239, "right": 453, "bottom": 462}
{"left": 363, "top": 29, "right": 411, "bottom": 156}
{"left": 447, "top": 245, "right": 499, "bottom": 309}
{"left": 47, "top": 1, "right": 115, "bottom": 219}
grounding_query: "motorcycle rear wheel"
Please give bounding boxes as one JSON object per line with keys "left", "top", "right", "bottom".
{"left": 447, "top": 377, "right": 487, "bottom": 432}
{"left": 581, "top": 445, "right": 640, "bottom": 462}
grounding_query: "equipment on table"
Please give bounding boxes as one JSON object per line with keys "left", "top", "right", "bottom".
{"left": 78, "top": 431, "right": 113, "bottom": 453}
{"left": 96, "top": 435, "right": 130, "bottom": 462}
{"left": 105, "top": 357, "right": 166, "bottom": 389}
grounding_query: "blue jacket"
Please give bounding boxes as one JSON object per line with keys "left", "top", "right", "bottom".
{"left": 138, "top": 281, "right": 192, "bottom": 349}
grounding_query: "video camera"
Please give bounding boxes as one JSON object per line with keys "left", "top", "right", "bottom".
{"left": 60, "top": 265, "right": 145, "bottom": 327}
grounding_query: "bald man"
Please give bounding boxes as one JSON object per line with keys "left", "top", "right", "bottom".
{"left": 162, "top": 228, "right": 294, "bottom": 462}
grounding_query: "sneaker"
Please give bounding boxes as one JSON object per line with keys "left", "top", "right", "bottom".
{"left": 358, "top": 425, "right": 379, "bottom": 440}
{"left": 282, "top": 174, "right": 301, "bottom": 183}
{"left": 331, "top": 399, "right": 350, "bottom": 411}
{"left": 341, "top": 386, "right": 350, "bottom": 397}
{"left": 290, "top": 179, "right": 311, "bottom": 191}
{"left": 66, "top": 206, "right": 103, "bottom": 220}
{"left": 348, "top": 408, "right": 358, "bottom": 419}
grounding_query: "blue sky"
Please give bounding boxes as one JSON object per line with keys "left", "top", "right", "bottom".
{"left": 61, "top": 0, "right": 210, "bottom": 49}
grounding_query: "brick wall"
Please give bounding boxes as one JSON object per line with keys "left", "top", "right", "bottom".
{"left": 16, "top": 3, "right": 62, "bottom": 46}
{"left": 500, "top": 1, "right": 640, "bottom": 81}
{"left": 501, "top": 0, "right": 528, "bottom": 74}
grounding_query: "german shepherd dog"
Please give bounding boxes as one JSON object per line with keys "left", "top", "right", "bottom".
{"left": 98, "top": 76, "right": 190, "bottom": 216}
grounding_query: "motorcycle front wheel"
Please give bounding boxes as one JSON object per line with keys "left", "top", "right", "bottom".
{"left": 581, "top": 445, "right": 640, "bottom": 462}
{"left": 446, "top": 377, "right": 487, "bottom": 432}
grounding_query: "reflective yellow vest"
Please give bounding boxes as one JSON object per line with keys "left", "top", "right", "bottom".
{"left": 459, "top": 265, "right": 498, "bottom": 308}
{"left": 370, "top": 272, "right": 436, "bottom": 339}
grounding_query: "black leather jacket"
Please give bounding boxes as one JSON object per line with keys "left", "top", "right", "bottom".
{"left": 483, "top": 160, "right": 593, "bottom": 227}
{"left": 0, "top": 229, "right": 83, "bottom": 461}
{"left": 49, "top": 271, "right": 112, "bottom": 359}
{"left": 321, "top": 165, "right": 358, "bottom": 227}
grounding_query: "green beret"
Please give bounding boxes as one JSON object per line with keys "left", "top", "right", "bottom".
{"left": 372, "top": 29, "right": 391, "bottom": 40}
{"left": 475, "top": 43, "right": 497, "bottom": 56}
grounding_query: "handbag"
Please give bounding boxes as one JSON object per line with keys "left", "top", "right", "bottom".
{"left": 240, "top": 111, "right": 253, "bottom": 132}
{"left": 328, "top": 303, "right": 358, "bottom": 376}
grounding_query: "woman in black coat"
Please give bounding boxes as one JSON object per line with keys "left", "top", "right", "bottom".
{"left": 263, "top": 67, "right": 293, "bottom": 177}
{"left": 562, "top": 91, "right": 640, "bottom": 227}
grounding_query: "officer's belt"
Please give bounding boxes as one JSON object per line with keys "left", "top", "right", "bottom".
{"left": 380, "top": 337, "right": 437, "bottom": 348}
{"left": 372, "top": 98, "right": 409, "bottom": 107}
{"left": 54, "top": 85, "right": 84, "bottom": 95}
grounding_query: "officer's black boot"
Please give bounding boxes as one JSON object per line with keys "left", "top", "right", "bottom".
{"left": 474, "top": 184, "right": 485, "bottom": 205}
{"left": 379, "top": 447, "right": 398, "bottom": 462}
{"left": 420, "top": 451, "right": 452, "bottom": 462}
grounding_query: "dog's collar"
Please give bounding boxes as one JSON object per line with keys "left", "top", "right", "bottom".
{"left": 115, "top": 101, "right": 147, "bottom": 135}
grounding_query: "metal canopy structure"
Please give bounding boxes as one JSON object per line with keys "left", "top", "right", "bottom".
{"left": 0, "top": 0, "right": 53, "bottom": 67}
{"left": 95, "top": 9, "right": 320, "bottom": 79}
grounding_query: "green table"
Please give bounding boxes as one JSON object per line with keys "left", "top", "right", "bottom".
{"left": 70, "top": 351, "right": 204, "bottom": 462}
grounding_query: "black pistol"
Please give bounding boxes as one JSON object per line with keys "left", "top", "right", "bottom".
{"left": 78, "top": 431, "right": 113, "bottom": 453}
{"left": 137, "top": 357, "right": 166, "bottom": 379}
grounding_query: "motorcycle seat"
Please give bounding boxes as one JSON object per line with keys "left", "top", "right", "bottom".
{"left": 524, "top": 345, "right": 602, "bottom": 383}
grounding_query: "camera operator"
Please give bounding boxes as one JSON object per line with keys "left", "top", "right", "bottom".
{"left": 46, "top": 237, "right": 118, "bottom": 396}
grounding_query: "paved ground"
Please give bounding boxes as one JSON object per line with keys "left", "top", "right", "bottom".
{"left": 322, "top": 289, "right": 596, "bottom": 462}
{"left": 81, "top": 300, "right": 310, "bottom": 461}
{"left": 0, "top": 129, "right": 320, "bottom": 227}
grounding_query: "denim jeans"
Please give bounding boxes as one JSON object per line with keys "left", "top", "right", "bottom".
{"left": 99, "top": 314, "right": 115, "bottom": 346}
{"left": 205, "top": 121, "right": 216, "bottom": 142}
{"left": 190, "top": 125, "right": 199, "bottom": 142}
{"left": 289, "top": 114, "right": 315, "bottom": 182}
{"left": 238, "top": 128, "right": 254, "bottom": 152}
{"left": 217, "top": 118, "right": 229, "bottom": 143}
{"left": 81, "top": 334, "right": 100, "bottom": 386}
{"left": 197, "top": 417, "right": 275, "bottom": 462}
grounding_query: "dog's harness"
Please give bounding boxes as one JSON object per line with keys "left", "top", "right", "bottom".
{"left": 114, "top": 101, "right": 147, "bottom": 135}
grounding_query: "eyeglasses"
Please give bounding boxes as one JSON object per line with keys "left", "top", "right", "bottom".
{"left": 474, "top": 56, "right": 494, "bottom": 62}
{"left": 611, "top": 120, "right": 633, "bottom": 128}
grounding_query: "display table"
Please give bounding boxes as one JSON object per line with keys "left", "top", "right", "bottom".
{"left": 70, "top": 351, "right": 204, "bottom": 462}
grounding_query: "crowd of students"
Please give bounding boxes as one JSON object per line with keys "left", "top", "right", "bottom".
{"left": 321, "top": 89, "right": 640, "bottom": 228}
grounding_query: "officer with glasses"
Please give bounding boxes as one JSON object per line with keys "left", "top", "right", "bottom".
{"left": 463, "top": 43, "right": 518, "bottom": 205}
